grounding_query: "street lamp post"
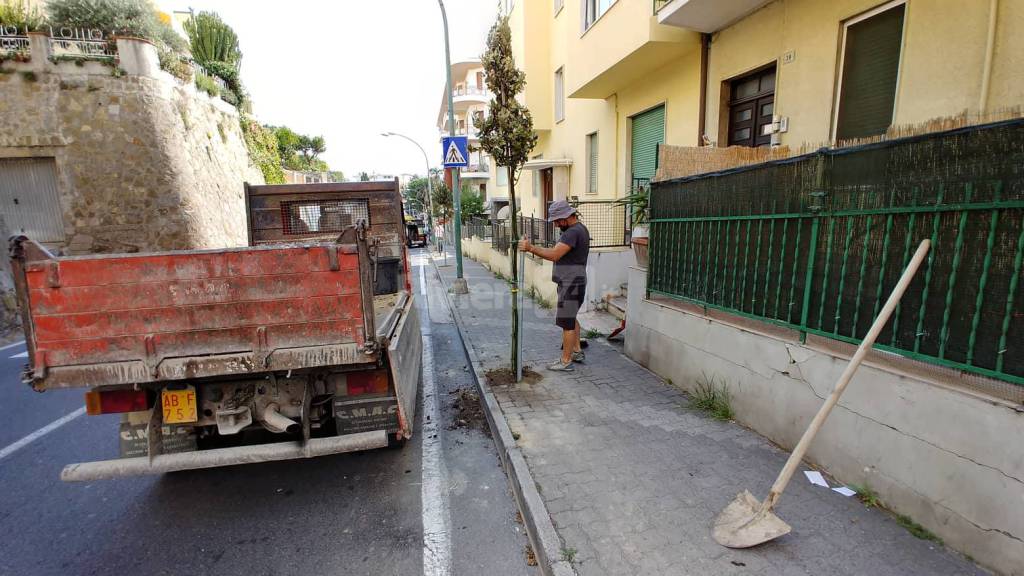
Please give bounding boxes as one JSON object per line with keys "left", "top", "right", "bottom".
{"left": 381, "top": 132, "right": 435, "bottom": 247}
{"left": 438, "top": 0, "right": 468, "bottom": 294}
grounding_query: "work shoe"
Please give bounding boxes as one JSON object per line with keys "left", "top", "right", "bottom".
{"left": 572, "top": 351, "right": 586, "bottom": 363}
{"left": 547, "top": 360, "right": 575, "bottom": 372}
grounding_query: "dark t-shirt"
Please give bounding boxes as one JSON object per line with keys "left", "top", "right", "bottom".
{"left": 552, "top": 222, "right": 590, "bottom": 285}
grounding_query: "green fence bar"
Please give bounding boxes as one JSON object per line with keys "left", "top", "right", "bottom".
{"left": 966, "top": 205, "right": 1000, "bottom": 365}
{"left": 751, "top": 220, "right": 764, "bottom": 312}
{"left": 851, "top": 216, "right": 873, "bottom": 337}
{"left": 739, "top": 220, "right": 752, "bottom": 308}
{"left": 834, "top": 217, "right": 856, "bottom": 333}
{"left": 772, "top": 219, "right": 789, "bottom": 318}
{"left": 786, "top": 218, "right": 804, "bottom": 324}
{"left": 915, "top": 185, "right": 946, "bottom": 353}
{"left": 799, "top": 217, "right": 821, "bottom": 343}
{"left": 872, "top": 214, "right": 895, "bottom": 327}
{"left": 711, "top": 220, "right": 725, "bottom": 303}
{"left": 939, "top": 184, "right": 972, "bottom": 359}
{"left": 891, "top": 211, "right": 917, "bottom": 345}
{"left": 763, "top": 217, "right": 778, "bottom": 316}
{"left": 996, "top": 221, "right": 1024, "bottom": 373}
{"left": 817, "top": 217, "right": 836, "bottom": 331}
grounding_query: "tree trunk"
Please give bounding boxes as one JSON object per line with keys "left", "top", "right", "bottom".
{"left": 508, "top": 165, "right": 519, "bottom": 375}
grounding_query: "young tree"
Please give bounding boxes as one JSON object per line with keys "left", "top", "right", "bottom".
{"left": 477, "top": 14, "right": 537, "bottom": 375}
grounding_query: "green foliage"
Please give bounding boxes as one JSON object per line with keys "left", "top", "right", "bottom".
{"left": 613, "top": 188, "right": 649, "bottom": 226}
{"left": 560, "top": 547, "right": 577, "bottom": 565}
{"left": 240, "top": 115, "right": 285, "bottom": 184}
{"left": 267, "top": 125, "right": 327, "bottom": 171}
{"left": 0, "top": 0, "right": 47, "bottom": 31}
{"left": 583, "top": 328, "right": 604, "bottom": 339}
{"left": 477, "top": 15, "right": 537, "bottom": 183}
{"left": 194, "top": 72, "right": 220, "bottom": 97}
{"left": 404, "top": 176, "right": 431, "bottom": 213}
{"left": 183, "top": 11, "right": 240, "bottom": 69}
{"left": 691, "top": 373, "right": 734, "bottom": 420}
{"left": 359, "top": 172, "right": 370, "bottom": 182}
{"left": 47, "top": 0, "right": 160, "bottom": 39}
{"left": 896, "top": 515, "right": 942, "bottom": 543}
{"left": 432, "top": 181, "right": 453, "bottom": 219}
{"left": 157, "top": 48, "right": 191, "bottom": 82}
{"left": 327, "top": 170, "right": 345, "bottom": 183}
{"left": 850, "top": 484, "right": 881, "bottom": 508}
{"left": 459, "top": 188, "right": 485, "bottom": 222}
{"left": 18, "top": 69, "right": 35, "bottom": 81}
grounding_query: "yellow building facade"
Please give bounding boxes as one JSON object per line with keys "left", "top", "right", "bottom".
{"left": 502, "top": 0, "right": 1021, "bottom": 218}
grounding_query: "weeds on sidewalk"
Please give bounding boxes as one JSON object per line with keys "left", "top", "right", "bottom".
{"left": 691, "top": 373, "right": 734, "bottom": 420}
{"left": 851, "top": 483, "right": 881, "bottom": 508}
{"left": 561, "top": 546, "right": 577, "bottom": 565}
{"left": 583, "top": 328, "right": 604, "bottom": 339}
{"left": 897, "top": 514, "right": 943, "bottom": 544}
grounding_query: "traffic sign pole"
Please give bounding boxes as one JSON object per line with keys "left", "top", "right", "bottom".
{"left": 439, "top": 0, "right": 468, "bottom": 294}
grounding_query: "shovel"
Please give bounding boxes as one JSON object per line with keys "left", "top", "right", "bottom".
{"left": 713, "top": 239, "right": 931, "bottom": 548}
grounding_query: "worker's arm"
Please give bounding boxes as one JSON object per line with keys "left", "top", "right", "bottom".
{"left": 519, "top": 236, "right": 571, "bottom": 262}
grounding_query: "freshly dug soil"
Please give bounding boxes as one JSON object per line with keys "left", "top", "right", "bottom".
{"left": 449, "top": 388, "right": 490, "bottom": 436}
{"left": 485, "top": 367, "right": 542, "bottom": 386}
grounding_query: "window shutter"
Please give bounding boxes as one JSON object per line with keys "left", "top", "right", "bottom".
{"left": 587, "top": 133, "right": 599, "bottom": 194}
{"left": 630, "top": 105, "right": 665, "bottom": 182}
{"left": 836, "top": 4, "right": 905, "bottom": 140}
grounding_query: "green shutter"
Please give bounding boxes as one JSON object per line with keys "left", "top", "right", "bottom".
{"left": 631, "top": 105, "right": 665, "bottom": 183}
{"left": 836, "top": 4, "right": 905, "bottom": 140}
{"left": 587, "top": 132, "right": 599, "bottom": 194}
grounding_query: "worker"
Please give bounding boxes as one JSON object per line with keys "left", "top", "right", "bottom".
{"left": 518, "top": 200, "right": 590, "bottom": 372}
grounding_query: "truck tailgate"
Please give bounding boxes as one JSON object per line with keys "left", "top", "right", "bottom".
{"left": 12, "top": 238, "right": 375, "bottom": 390}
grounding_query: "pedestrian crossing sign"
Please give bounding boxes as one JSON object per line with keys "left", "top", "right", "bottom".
{"left": 442, "top": 136, "right": 469, "bottom": 167}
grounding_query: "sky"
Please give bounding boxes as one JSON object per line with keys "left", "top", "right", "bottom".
{"left": 154, "top": 0, "right": 500, "bottom": 179}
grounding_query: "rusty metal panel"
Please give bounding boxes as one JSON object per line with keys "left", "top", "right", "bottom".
{"left": 0, "top": 158, "right": 64, "bottom": 243}
{"left": 12, "top": 238, "right": 372, "bottom": 389}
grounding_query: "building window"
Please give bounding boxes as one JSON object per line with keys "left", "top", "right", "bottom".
{"left": 586, "top": 132, "right": 599, "bottom": 195}
{"left": 834, "top": 1, "right": 906, "bottom": 140}
{"left": 583, "top": 0, "right": 615, "bottom": 30}
{"left": 725, "top": 65, "right": 775, "bottom": 148}
{"left": 476, "top": 71, "right": 485, "bottom": 90}
{"left": 497, "top": 166, "right": 508, "bottom": 187}
{"left": 554, "top": 67, "right": 565, "bottom": 122}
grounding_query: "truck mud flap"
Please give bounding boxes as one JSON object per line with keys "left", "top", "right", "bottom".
{"left": 61, "top": 431, "right": 388, "bottom": 482}
{"left": 387, "top": 295, "right": 421, "bottom": 439}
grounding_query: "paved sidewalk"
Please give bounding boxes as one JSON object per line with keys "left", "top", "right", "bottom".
{"left": 436, "top": 253, "right": 984, "bottom": 576}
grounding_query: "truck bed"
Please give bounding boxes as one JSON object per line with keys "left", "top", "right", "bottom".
{"left": 12, "top": 238, "right": 384, "bottom": 390}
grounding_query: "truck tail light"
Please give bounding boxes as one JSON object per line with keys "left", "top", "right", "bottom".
{"left": 345, "top": 370, "right": 390, "bottom": 397}
{"left": 85, "top": 389, "right": 150, "bottom": 415}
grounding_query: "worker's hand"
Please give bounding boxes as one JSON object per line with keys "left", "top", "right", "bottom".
{"left": 518, "top": 236, "right": 532, "bottom": 253}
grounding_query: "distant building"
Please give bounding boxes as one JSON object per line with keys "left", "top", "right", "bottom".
{"left": 436, "top": 59, "right": 492, "bottom": 205}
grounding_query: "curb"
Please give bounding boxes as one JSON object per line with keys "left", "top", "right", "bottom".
{"left": 429, "top": 256, "right": 576, "bottom": 576}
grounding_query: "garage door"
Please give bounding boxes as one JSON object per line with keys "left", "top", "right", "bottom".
{"left": 0, "top": 158, "right": 64, "bottom": 242}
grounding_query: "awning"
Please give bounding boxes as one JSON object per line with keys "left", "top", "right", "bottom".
{"left": 522, "top": 158, "right": 573, "bottom": 170}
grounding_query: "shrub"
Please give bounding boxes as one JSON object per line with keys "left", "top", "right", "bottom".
{"left": 47, "top": 0, "right": 160, "bottom": 40}
{"left": 240, "top": 115, "right": 285, "bottom": 185}
{"left": 183, "top": 11, "right": 240, "bottom": 69}
{"left": 157, "top": 48, "right": 191, "bottom": 82}
{"left": 0, "top": 0, "right": 47, "bottom": 31}
{"left": 193, "top": 72, "right": 219, "bottom": 97}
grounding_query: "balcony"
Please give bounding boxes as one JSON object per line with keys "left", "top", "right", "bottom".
{"left": 460, "top": 163, "right": 491, "bottom": 180}
{"left": 655, "top": 0, "right": 773, "bottom": 32}
{"left": 438, "top": 125, "right": 480, "bottom": 142}
{"left": 568, "top": 0, "right": 700, "bottom": 99}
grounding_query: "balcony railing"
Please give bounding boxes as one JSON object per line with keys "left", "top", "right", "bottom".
{"left": 453, "top": 86, "right": 490, "bottom": 98}
{"left": 462, "top": 163, "right": 490, "bottom": 174}
{"left": 0, "top": 31, "right": 30, "bottom": 54}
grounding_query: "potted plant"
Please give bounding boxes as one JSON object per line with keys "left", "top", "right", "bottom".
{"left": 614, "top": 185, "right": 650, "bottom": 268}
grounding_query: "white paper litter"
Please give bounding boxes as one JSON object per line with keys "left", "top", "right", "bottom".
{"left": 833, "top": 486, "right": 857, "bottom": 497}
{"left": 804, "top": 470, "right": 830, "bottom": 488}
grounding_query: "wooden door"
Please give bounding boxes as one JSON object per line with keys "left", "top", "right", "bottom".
{"left": 541, "top": 169, "right": 554, "bottom": 217}
{"left": 727, "top": 66, "right": 776, "bottom": 147}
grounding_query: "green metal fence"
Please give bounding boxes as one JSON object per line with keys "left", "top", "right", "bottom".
{"left": 648, "top": 119, "right": 1024, "bottom": 386}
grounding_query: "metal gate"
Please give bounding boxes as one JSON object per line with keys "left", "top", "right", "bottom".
{"left": 0, "top": 158, "right": 65, "bottom": 242}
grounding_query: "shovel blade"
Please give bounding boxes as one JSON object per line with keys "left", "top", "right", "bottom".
{"left": 713, "top": 490, "right": 792, "bottom": 548}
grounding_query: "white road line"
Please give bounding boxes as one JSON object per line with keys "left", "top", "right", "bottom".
{"left": 9, "top": 351, "right": 27, "bottom": 358}
{"left": 419, "top": 262, "right": 452, "bottom": 576}
{"left": 419, "top": 257, "right": 428, "bottom": 296}
{"left": 0, "top": 340, "right": 25, "bottom": 352}
{"left": 0, "top": 407, "right": 86, "bottom": 462}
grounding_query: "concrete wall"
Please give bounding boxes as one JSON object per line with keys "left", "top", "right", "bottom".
{"left": 705, "top": 0, "right": 1024, "bottom": 146}
{"left": 0, "top": 36, "right": 263, "bottom": 256}
{"left": 625, "top": 266, "right": 1024, "bottom": 576}
{"left": 461, "top": 236, "right": 634, "bottom": 313}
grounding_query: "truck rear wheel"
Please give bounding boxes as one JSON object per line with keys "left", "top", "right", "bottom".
{"left": 387, "top": 434, "right": 407, "bottom": 450}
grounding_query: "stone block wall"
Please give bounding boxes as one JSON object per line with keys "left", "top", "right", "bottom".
{"left": 0, "top": 40, "right": 263, "bottom": 256}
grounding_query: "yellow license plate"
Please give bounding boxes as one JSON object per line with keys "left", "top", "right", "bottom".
{"left": 162, "top": 386, "right": 198, "bottom": 424}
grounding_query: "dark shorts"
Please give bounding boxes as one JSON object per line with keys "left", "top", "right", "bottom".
{"left": 555, "top": 281, "right": 586, "bottom": 331}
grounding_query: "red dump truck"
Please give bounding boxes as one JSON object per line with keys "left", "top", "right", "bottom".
{"left": 10, "top": 180, "right": 421, "bottom": 481}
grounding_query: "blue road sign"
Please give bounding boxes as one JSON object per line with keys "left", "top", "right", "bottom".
{"left": 442, "top": 136, "right": 469, "bottom": 168}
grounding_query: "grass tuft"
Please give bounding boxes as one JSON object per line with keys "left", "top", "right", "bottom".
{"left": 850, "top": 483, "right": 881, "bottom": 508}
{"left": 561, "top": 547, "right": 577, "bottom": 565}
{"left": 583, "top": 328, "right": 604, "bottom": 339}
{"left": 691, "top": 372, "right": 734, "bottom": 421}
{"left": 896, "top": 515, "right": 943, "bottom": 543}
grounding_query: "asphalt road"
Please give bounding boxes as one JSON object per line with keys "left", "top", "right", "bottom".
{"left": 0, "top": 248, "right": 535, "bottom": 576}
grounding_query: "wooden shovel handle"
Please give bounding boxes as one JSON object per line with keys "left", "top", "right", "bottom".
{"left": 761, "top": 239, "right": 931, "bottom": 511}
